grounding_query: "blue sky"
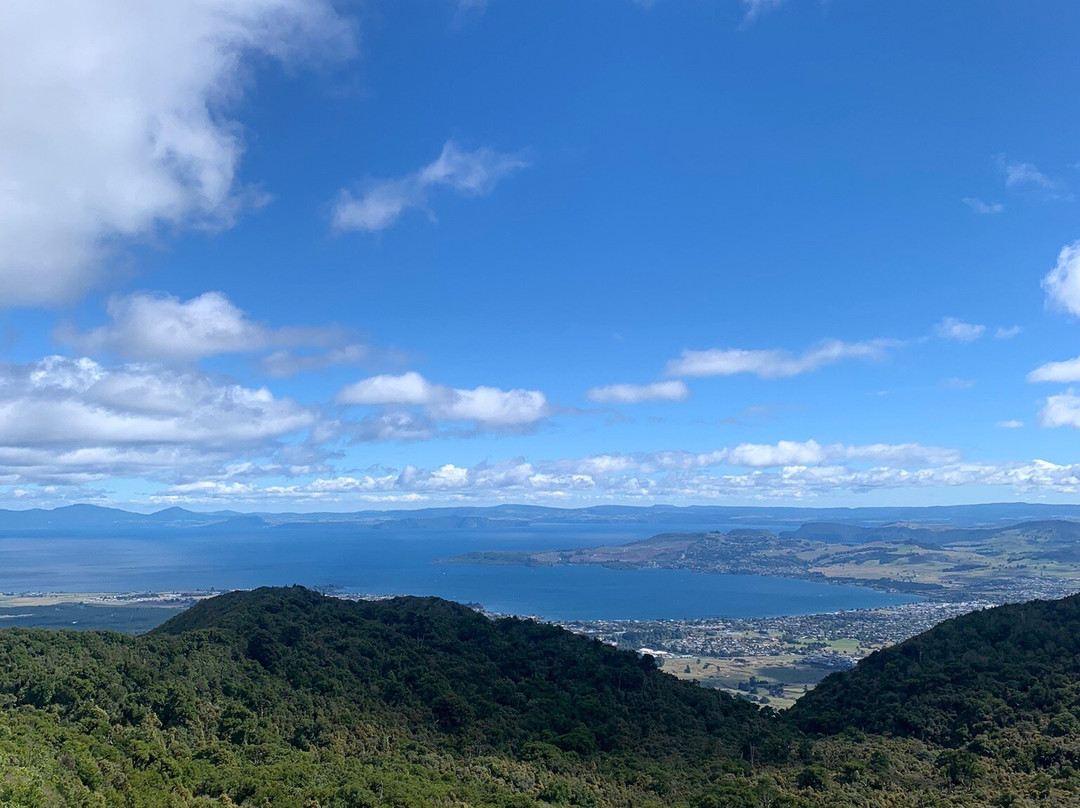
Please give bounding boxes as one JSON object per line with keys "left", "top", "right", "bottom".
{"left": 2, "top": 0, "right": 1080, "bottom": 509}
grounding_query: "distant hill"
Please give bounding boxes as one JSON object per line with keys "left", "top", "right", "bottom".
{"left": 457, "top": 519, "right": 1080, "bottom": 599}
{"left": 781, "top": 519, "right": 1080, "bottom": 548}
{"left": 780, "top": 521, "right": 996, "bottom": 546}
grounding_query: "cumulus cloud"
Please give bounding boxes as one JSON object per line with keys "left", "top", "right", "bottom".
{"left": 935, "top": 317, "right": 986, "bottom": 343}
{"left": 429, "top": 387, "right": 549, "bottom": 426}
{"left": 1042, "top": 240, "right": 1080, "bottom": 317}
{"left": 339, "top": 372, "right": 439, "bottom": 406}
{"left": 60, "top": 291, "right": 268, "bottom": 360}
{"left": 58, "top": 289, "right": 362, "bottom": 365}
{"left": 0, "top": 356, "right": 314, "bottom": 486}
{"left": 587, "top": 380, "right": 689, "bottom": 404}
{"left": 666, "top": 339, "right": 898, "bottom": 379}
{"left": 338, "top": 371, "right": 550, "bottom": 429}
{"left": 962, "top": 198, "right": 1004, "bottom": 215}
{"left": 0, "top": 1, "right": 355, "bottom": 305}
{"left": 58, "top": 290, "right": 357, "bottom": 364}
{"left": 332, "top": 141, "right": 527, "bottom": 233}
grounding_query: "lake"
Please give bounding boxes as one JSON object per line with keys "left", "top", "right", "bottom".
{"left": 0, "top": 521, "right": 919, "bottom": 620}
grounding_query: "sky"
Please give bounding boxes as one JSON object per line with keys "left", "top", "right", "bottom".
{"left": 2, "top": 0, "right": 1080, "bottom": 511}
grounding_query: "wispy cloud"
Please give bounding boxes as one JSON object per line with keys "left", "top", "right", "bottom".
{"left": 263, "top": 345, "right": 370, "bottom": 378}
{"left": 996, "top": 154, "right": 1061, "bottom": 190}
{"left": 742, "top": 0, "right": 785, "bottom": 21}
{"left": 587, "top": 380, "right": 689, "bottom": 404}
{"left": 332, "top": 141, "right": 527, "bottom": 233}
{"left": 666, "top": 339, "right": 899, "bottom": 379}
{"left": 995, "top": 326, "right": 1022, "bottom": 339}
{"left": 941, "top": 377, "right": 976, "bottom": 390}
{"left": 996, "top": 420, "right": 1024, "bottom": 429}
{"left": 962, "top": 197, "right": 1004, "bottom": 215}
{"left": 935, "top": 317, "right": 986, "bottom": 343}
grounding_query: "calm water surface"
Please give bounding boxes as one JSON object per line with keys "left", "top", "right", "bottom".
{"left": 0, "top": 522, "right": 919, "bottom": 620}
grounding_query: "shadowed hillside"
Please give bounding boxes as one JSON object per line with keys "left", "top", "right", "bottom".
{"left": 791, "top": 593, "right": 1080, "bottom": 752}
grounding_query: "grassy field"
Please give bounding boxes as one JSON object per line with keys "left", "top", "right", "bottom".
{"left": 660, "top": 654, "right": 835, "bottom": 709}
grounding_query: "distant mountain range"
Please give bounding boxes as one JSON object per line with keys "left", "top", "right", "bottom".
{"left": 5, "top": 500, "right": 1080, "bottom": 535}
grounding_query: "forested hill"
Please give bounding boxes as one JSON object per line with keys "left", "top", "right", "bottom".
{"left": 0, "top": 586, "right": 798, "bottom": 807}
{"left": 790, "top": 593, "right": 1080, "bottom": 747}
{"left": 7, "top": 586, "right": 1080, "bottom": 805}
{"left": 151, "top": 586, "right": 790, "bottom": 763}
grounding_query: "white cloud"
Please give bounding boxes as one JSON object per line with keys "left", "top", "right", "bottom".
{"left": 429, "top": 387, "right": 549, "bottom": 426}
{"left": 996, "top": 155, "right": 1060, "bottom": 190}
{"left": 935, "top": 317, "right": 986, "bottom": 342}
{"left": 338, "top": 371, "right": 550, "bottom": 429}
{"left": 1029, "top": 356, "right": 1080, "bottom": 384}
{"left": 1042, "top": 240, "right": 1080, "bottom": 317}
{"left": 339, "top": 371, "right": 438, "bottom": 406}
{"left": 1038, "top": 391, "right": 1080, "bottom": 429}
{"left": 332, "top": 141, "right": 527, "bottom": 233}
{"left": 962, "top": 198, "right": 1004, "bottom": 214}
{"left": 666, "top": 339, "right": 898, "bottom": 379}
{"left": 0, "top": 1, "right": 355, "bottom": 305}
{"left": 995, "top": 326, "right": 1022, "bottom": 339}
{"left": 587, "top": 380, "right": 690, "bottom": 404}
{"left": 996, "top": 420, "right": 1024, "bottom": 429}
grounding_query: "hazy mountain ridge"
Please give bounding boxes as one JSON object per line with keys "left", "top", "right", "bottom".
{"left": 7, "top": 502, "right": 1080, "bottom": 536}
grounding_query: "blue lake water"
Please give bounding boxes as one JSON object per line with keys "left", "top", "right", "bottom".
{"left": 0, "top": 522, "right": 919, "bottom": 620}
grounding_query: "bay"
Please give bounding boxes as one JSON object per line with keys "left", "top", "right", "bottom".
{"left": 0, "top": 521, "right": 918, "bottom": 620}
